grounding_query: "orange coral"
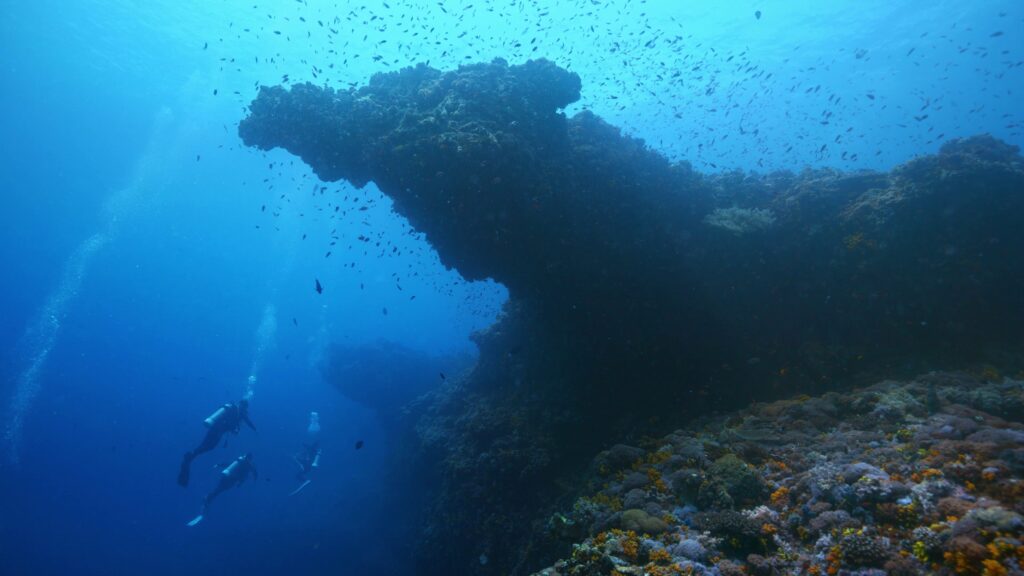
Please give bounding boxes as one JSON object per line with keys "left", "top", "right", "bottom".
{"left": 648, "top": 548, "right": 673, "bottom": 564}
{"left": 981, "top": 559, "right": 1007, "bottom": 576}
{"left": 590, "top": 492, "right": 624, "bottom": 511}
{"left": 770, "top": 486, "right": 790, "bottom": 507}
{"left": 647, "top": 467, "right": 670, "bottom": 493}
{"left": 620, "top": 530, "right": 640, "bottom": 561}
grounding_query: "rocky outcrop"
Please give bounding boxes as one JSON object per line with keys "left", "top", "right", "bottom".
{"left": 240, "top": 58, "right": 1024, "bottom": 574}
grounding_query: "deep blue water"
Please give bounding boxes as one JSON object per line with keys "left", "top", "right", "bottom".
{"left": 0, "top": 1, "right": 1020, "bottom": 575}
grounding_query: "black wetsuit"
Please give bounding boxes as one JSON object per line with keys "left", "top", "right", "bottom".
{"left": 294, "top": 441, "right": 320, "bottom": 481}
{"left": 202, "top": 456, "right": 257, "bottom": 513}
{"left": 178, "top": 402, "right": 255, "bottom": 487}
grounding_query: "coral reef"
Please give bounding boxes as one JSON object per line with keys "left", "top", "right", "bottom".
{"left": 240, "top": 59, "right": 1024, "bottom": 574}
{"left": 532, "top": 372, "right": 1024, "bottom": 576}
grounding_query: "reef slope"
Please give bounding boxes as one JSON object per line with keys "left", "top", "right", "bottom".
{"left": 533, "top": 371, "right": 1024, "bottom": 576}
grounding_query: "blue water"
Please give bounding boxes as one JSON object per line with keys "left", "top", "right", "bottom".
{"left": 0, "top": 1, "right": 1020, "bottom": 574}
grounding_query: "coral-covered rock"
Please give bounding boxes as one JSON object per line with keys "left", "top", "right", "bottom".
{"left": 240, "top": 57, "right": 1024, "bottom": 575}
{"left": 619, "top": 509, "right": 670, "bottom": 535}
{"left": 532, "top": 375, "right": 1024, "bottom": 576}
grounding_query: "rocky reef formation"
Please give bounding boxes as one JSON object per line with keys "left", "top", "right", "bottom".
{"left": 323, "top": 340, "right": 475, "bottom": 423}
{"left": 533, "top": 371, "right": 1024, "bottom": 576}
{"left": 239, "top": 59, "right": 1024, "bottom": 574}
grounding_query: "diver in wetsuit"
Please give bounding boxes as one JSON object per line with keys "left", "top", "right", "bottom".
{"left": 178, "top": 399, "right": 255, "bottom": 487}
{"left": 290, "top": 411, "right": 322, "bottom": 496}
{"left": 186, "top": 452, "right": 258, "bottom": 527}
{"left": 294, "top": 441, "right": 322, "bottom": 481}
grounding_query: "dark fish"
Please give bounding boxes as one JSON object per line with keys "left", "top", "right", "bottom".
{"left": 439, "top": 372, "right": 446, "bottom": 381}
{"left": 354, "top": 440, "right": 364, "bottom": 450}
{"left": 382, "top": 307, "right": 388, "bottom": 315}
{"left": 292, "top": 318, "right": 298, "bottom": 326}
{"left": 315, "top": 278, "right": 323, "bottom": 294}
{"left": 754, "top": 10, "right": 762, "bottom": 20}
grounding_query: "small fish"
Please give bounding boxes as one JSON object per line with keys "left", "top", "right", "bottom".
{"left": 315, "top": 278, "right": 323, "bottom": 294}
{"left": 754, "top": 10, "right": 762, "bottom": 20}
{"left": 439, "top": 372, "right": 446, "bottom": 381}
{"left": 292, "top": 318, "right": 298, "bottom": 326}
{"left": 382, "top": 307, "right": 388, "bottom": 316}
{"left": 354, "top": 440, "right": 364, "bottom": 450}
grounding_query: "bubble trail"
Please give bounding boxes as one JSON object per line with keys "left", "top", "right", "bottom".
{"left": 4, "top": 233, "right": 108, "bottom": 463}
{"left": 3, "top": 107, "right": 174, "bottom": 465}
{"left": 245, "top": 303, "right": 278, "bottom": 400}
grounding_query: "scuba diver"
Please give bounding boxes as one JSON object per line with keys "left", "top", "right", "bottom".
{"left": 178, "top": 399, "right": 256, "bottom": 487}
{"left": 290, "top": 411, "right": 322, "bottom": 496}
{"left": 186, "top": 452, "right": 258, "bottom": 527}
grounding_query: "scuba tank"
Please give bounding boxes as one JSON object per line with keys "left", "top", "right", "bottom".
{"left": 307, "top": 412, "right": 320, "bottom": 438}
{"left": 204, "top": 404, "right": 231, "bottom": 428}
{"left": 222, "top": 455, "right": 245, "bottom": 477}
{"left": 307, "top": 412, "right": 321, "bottom": 468}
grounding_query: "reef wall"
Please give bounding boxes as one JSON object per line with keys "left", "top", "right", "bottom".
{"left": 239, "top": 59, "right": 1024, "bottom": 574}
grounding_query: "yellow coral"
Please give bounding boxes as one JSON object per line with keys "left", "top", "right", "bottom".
{"left": 982, "top": 559, "right": 1008, "bottom": 576}
{"left": 589, "top": 492, "right": 624, "bottom": 511}
{"left": 620, "top": 530, "right": 640, "bottom": 562}
{"left": 913, "top": 540, "right": 929, "bottom": 562}
{"left": 648, "top": 548, "right": 672, "bottom": 564}
{"left": 770, "top": 486, "right": 790, "bottom": 507}
{"left": 646, "top": 449, "right": 673, "bottom": 465}
{"left": 647, "top": 467, "right": 670, "bottom": 493}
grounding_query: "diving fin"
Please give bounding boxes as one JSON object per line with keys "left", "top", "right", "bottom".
{"left": 178, "top": 455, "right": 192, "bottom": 487}
{"left": 186, "top": 514, "right": 204, "bottom": 527}
{"left": 289, "top": 480, "right": 312, "bottom": 497}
